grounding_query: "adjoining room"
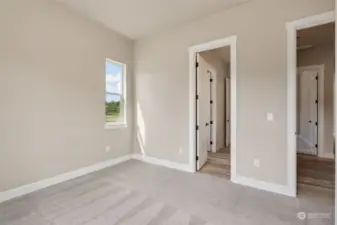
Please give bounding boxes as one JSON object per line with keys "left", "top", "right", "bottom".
{"left": 195, "top": 46, "right": 232, "bottom": 179}
{"left": 295, "top": 22, "right": 335, "bottom": 195}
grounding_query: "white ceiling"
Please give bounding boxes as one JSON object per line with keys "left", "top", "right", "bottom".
{"left": 54, "top": 0, "right": 249, "bottom": 40}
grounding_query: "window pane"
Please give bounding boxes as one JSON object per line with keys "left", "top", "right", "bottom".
{"left": 105, "top": 59, "right": 125, "bottom": 125}
{"left": 106, "top": 61, "right": 122, "bottom": 95}
{"left": 105, "top": 93, "right": 122, "bottom": 123}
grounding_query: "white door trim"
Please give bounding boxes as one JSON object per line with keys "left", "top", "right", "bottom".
{"left": 188, "top": 36, "right": 237, "bottom": 181}
{"left": 286, "top": 11, "right": 334, "bottom": 197}
{"left": 297, "top": 65, "right": 325, "bottom": 157}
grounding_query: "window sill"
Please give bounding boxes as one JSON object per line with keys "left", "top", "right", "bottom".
{"left": 105, "top": 123, "right": 127, "bottom": 130}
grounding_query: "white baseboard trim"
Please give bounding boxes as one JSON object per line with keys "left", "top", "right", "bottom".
{"left": 0, "top": 154, "right": 133, "bottom": 203}
{"left": 297, "top": 148, "right": 316, "bottom": 155}
{"left": 320, "top": 153, "right": 335, "bottom": 159}
{"left": 132, "top": 154, "right": 193, "bottom": 173}
{"left": 0, "top": 154, "right": 297, "bottom": 204}
{"left": 232, "top": 175, "right": 295, "bottom": 197}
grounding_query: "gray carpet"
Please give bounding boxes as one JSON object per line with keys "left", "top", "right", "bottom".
{"left": 0, "top": 160, "right": 334, "bottom": 225}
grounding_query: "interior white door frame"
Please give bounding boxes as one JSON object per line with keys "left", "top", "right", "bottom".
{"left": 286, "top": 11, "right": 334, "bottom": 197}
{"left": 297, "top": 65, "right": 325, "bottom": 157}
{"left": 189, "top": 36, "right": 237, "bottom": 181}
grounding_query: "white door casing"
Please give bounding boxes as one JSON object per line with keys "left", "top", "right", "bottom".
{"left": 189, "top": 35, "right": 237, "bottom": 180}
{"left": 196, "top": 53, "right": 210, "bottom": 170}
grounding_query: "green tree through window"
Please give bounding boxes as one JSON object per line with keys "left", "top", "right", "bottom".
{"left": 105, "top": 59, "right": 126, "bottom": 125}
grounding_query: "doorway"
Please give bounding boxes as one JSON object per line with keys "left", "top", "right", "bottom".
{"left": 188, "top": 36, "right": 237, "bottom": 181}
{"left": 287, "top": 12, "right": 335, "bottom": 197}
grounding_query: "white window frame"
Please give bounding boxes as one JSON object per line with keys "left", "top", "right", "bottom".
{"left": 105, "top": 58, "right": 127, "bottom": 130}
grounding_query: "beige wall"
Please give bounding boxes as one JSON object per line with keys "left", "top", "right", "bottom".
{"left": 298, "top": 44, "right": 335, "bottom": 157}
{"left": 0, "top": 0, "right": 134, "bottom": 191}
{"left": 134, "top": 0, "right": 334, "bottom": 185}
{"left": 199, "top": 51, "right": 227, "bottom": 151}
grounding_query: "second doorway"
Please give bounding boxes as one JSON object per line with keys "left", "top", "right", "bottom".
{"left": 196, "top": 46, "right": 232, "bottom": 179}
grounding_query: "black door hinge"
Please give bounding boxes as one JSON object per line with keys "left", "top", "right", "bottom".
{"left": 210, "top": 141, "right": 213, "bottom": 145}
{"left": 315, "top": 122, "right": 318, "bottom": 126}
{"left": 316, "top": 76, "right": 318, "bottom": 80}
{"left": 210, "top": 79, "right": 213, "bottom": 82}
{"left": 210, "top": 100, "right": 213, "bottom": 104}
{"left": 196, "top": 62, "right": 199, "bottom": 68}
{"left": 196, "top": 125, "right": 199, "bottom": 130}
{"left": 315, "top": 144, "right": 318, "bottom": 148}
{"left": 196, "top": 95, "right": 199, "bottom": 100}
{"left": 196, "top": 156, "right": 199, "bottom": 161}
{"left": 210, "top": 121, "right": 213, "bottom": 125}
{"left": 315, "top": 100, "right": 318, "bottom": 104}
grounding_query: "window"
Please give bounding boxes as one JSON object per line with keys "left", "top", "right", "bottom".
{"left": 105, "top": 59, "right": 126, "bottom": 128}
